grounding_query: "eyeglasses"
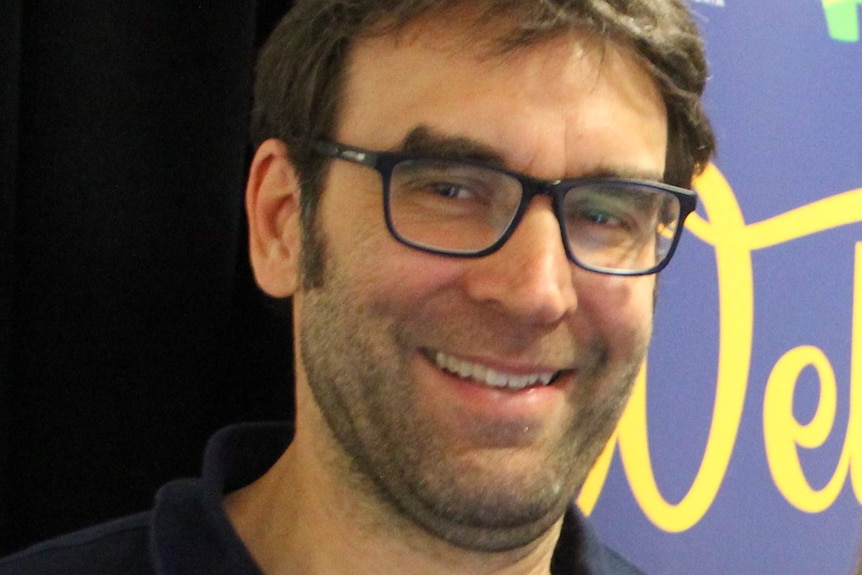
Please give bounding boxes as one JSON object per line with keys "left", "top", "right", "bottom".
{"left": 304, "top": 140, "right": 697, "bottom": 276}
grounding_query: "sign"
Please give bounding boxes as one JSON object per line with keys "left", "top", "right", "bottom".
{"left": 582, "top": 2, "right": 862, "bottom": 573}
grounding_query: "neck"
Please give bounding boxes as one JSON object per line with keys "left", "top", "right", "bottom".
{"left": 223, "top": 404, "right": 564, "bottom": 575}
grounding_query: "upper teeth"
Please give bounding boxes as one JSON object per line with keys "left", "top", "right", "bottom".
{"left": 434, "top": 352, "right": 556, "bottom": 390}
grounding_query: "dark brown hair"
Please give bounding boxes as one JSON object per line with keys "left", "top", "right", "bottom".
{"left": 252, "top": 0, "right": 716, "bottom": 284}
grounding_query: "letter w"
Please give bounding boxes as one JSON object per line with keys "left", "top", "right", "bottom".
{"left": 822, "top": 0, "right": 861, "bottom": 42}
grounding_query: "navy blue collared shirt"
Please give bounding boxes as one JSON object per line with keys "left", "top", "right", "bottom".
{"left": 0, "top": 423, "right": 645, "bottom": 574}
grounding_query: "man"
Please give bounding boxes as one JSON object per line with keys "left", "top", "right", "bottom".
{"left": 0, "top": 0, "right": 714, "bottom": 573}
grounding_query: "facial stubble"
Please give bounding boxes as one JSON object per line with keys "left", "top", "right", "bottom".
{"left": 297, "top": 220, "right": 648, "bottom": 553}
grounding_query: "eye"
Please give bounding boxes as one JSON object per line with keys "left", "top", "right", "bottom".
{"left": 427, "top": 182, "right": 476, "bottom": 200}
{"left": 580, "top": 207, "right": 625, "bottom": 227}
{"left": 566, "top": 201, "right": 632, "bottom": 232}
{"left": 398, "top": 173, "right": 496, "bottom": 207}
{"left": 390, "top": 160, "right": 522, "bottom": 225}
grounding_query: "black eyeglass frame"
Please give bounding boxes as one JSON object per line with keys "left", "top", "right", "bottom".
{"left": 302, "top": 139, "right": 698, "bottom": 276}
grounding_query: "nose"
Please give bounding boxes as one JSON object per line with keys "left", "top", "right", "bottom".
{"left": 462, "top": 197, "right": 578, "bottom": 324}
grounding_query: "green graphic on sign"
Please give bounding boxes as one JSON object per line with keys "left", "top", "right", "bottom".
{"left": 822, "top": 0, "right": 861, "bottom": 41}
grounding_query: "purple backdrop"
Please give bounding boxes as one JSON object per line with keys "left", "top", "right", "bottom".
{"left": 582, "top": 2, "right": 862, "bottom": 573}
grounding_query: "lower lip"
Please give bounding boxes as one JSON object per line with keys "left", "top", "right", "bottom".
{"left": 416, "top": 353, "right": 570, "bottom": 429}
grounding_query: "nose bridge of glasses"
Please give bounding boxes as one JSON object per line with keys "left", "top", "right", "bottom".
{"left": 511, "top": 177, "right": 565, "bottom": 230}
{"left": 518, "top": 173, "right": 562, "bottom": 200}
{"left": 515, "top": 177, "right": 572, "bottom": 244}
{"left": 507, "top": 181, "right": 569, "bottom": 259}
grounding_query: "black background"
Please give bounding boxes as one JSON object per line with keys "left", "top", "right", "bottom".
{"left": 0, "top": 1, "right": 296, "bottom": 553}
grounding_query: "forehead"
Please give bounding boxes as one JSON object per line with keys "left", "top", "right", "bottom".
{"left": 337, "top": 11, "right": 667, "bottom": 180}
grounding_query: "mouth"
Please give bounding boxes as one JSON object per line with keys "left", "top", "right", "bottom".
{"left": 433, "top": 351, "right": 561, "bottom": 391}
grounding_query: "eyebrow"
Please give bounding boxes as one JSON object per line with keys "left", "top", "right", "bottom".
{"left": 578, "top": 166, "right": 666, "bottom": 183}
{"left": 397, "top": 125, "right": 665, "bottom": 183}
{"left": 399, "top": 125, "right": 507, "bottom": 166}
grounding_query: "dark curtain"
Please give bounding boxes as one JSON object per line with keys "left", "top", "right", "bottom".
{"left": 0, "top": 1, "right": 295, "bottom": 554}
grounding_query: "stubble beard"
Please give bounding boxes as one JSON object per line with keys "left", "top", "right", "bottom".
{"left": 298, "top": 230, "right": 647, "bottom": 552}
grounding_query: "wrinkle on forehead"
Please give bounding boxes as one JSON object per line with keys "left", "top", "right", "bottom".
{"left": 341, "top": 11, "right": 666, "bottom": 181}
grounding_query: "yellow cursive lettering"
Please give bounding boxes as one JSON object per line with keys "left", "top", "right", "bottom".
{"left": 763, "top": 242, "right": 862, "bottom": 512}
{"left": 578, "top": 164, "right": 862, "bottom": 531}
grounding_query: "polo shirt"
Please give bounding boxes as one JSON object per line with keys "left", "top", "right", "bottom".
{"left": 0, "top": 423, "right": 645, "bottom": 574}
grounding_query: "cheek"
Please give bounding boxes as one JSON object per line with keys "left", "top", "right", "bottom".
{"left": 576, "top": 274, "right": 655, "bottom": 348}
{"left": 358, "top": 253, "right": 467, "bottom": 316}
{"left": 320, "top": 165, "right": 464, "bottom": 295}
{"left": 323, "top": 200, "right": 466, "bottom": 311}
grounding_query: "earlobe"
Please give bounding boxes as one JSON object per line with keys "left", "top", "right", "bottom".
{"left": 246, "top": 138, "right": 302, "bottom": 298}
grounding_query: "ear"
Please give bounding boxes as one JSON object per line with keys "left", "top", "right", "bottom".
{"left": 246, "top": 138, "right": 303, "bottom": 298}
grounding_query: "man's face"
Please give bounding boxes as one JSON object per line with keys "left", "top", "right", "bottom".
{"left": 294, "top": 17, "right": 667, "bottom": 552}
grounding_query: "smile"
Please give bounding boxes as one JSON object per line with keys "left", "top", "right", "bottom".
{"left": 434, "top": 351, "right": 558, "bottom": 390}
